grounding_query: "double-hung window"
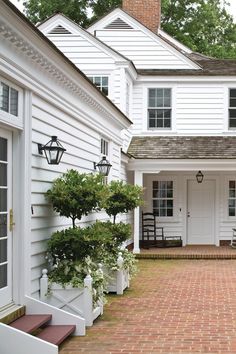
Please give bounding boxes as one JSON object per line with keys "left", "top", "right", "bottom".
{"left": 148, "top": 88, "right": 171, "bottom": 129}
{"left": 229, "top": 180, "right": 236, "bottom": 216}
{"left": 88, "top": 76, "right": 109, "bottom": 96}
{"left": 152, "top": 181, "right": 174, "bottom": 217}
{"left": 229, "top": 89, "right": 236, "bottom": 128}
{"left": 101, "top": 137, "right": 109, "bottom": 157}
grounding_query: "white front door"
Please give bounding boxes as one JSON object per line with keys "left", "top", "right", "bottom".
{"left": 187, "top": 180, "right": 215, "bottom": 245}
{"left": 0, "top": 128, "right": 13, "bottom": 308}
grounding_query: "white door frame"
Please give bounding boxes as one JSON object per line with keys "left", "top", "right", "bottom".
{"left": 0, "top": 128, "right": 13, "bottom": 308}
{"left": 182, "top": 175, "right": 220, "bottom": 246}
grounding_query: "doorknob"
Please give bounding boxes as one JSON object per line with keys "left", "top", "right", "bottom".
{"left": 187, "top": 212, "right": 190, "bottom": 217}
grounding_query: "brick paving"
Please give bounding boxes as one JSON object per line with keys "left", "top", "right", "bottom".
{"left": 60, "top": 259, "right": 236, "bottom": 354}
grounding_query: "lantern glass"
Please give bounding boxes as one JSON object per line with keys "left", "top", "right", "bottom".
{"left": 96, "top": 156, "right": 112, "bottom": 177}
{"left": 39, "top": 136, "right": 66, "bottom": 165}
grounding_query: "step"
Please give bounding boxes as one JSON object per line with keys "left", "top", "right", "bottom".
{"left": 9, "top": 314, "right": 52, "bottom": 333}
{"left": 36, "top": 325, "right": 76, "bottom": 345}
{"left": 0, "top": 305, "right": 25, "bottom": 325}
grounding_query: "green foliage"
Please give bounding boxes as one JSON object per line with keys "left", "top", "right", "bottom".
{"left": 23, "top": 0, "right": 90, "bottom": 26}
{"left": 46, "top": 170, "right": 105, "bottom": 227}
{"left": 46, "top": 221, "right": 136, "bottom": 304}
{"left": 161, "top": 0, "right": 236, "bottom": 58}
{"left": 103, "top": 181, "right": 143, "bottom": 223}
{"left": 89, "top": 0, "right": 121, "bottom": 22}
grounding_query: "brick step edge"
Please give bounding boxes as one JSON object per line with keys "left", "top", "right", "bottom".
{"left": 136, "top": 254, "right": 236, "bottom": 259}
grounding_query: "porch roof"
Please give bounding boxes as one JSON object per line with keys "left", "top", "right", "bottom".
{"left": 128, "top": 136, "right": 236, "bottom": 159}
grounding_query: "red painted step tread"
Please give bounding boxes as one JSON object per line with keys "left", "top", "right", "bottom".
{"left": 37, "top": 325, "right": 76, "bottom": 346}
{"left": 10, "top": 314, "right": 52, "bottom": 333}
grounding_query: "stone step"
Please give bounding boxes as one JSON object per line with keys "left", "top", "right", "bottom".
{"left": 36, "top": 325, "right": 76, "bottom": 345}
{"left": 9, "top": 314, "right": 52, "bottom": 333}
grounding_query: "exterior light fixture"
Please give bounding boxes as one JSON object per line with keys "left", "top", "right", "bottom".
{"left": 196, "top": 171, "right": 204, "bottom": 183}
{"left": 38, "top": 136, "right": 66, "bottom": 165}
{"left": 94, "top": 156, "right": 112, "bottom": 176}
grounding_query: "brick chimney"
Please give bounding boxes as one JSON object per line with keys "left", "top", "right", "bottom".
{"left": 122, "top": 0, "right": 161, "bottom": 33}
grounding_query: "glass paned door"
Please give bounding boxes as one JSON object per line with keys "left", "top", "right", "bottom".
{"left": 0, "top": 129, "right": 12, "bottom": 308}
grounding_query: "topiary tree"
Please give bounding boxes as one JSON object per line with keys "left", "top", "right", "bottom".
{"left": 46, "top": 169, "right": 105, "bottom": 228}
{"left": 103, "top": 180, "right": 143, "bottom": 223}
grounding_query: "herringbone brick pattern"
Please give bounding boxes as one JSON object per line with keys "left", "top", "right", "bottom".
{"left": 60, "top": 260, "right": 236, "bottom": 353}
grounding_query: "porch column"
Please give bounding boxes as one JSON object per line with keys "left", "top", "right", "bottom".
{"left": 133, "top": 170, "right": 143, "bottom": 254}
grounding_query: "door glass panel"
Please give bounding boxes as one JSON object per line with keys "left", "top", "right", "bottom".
{"left": 0, "top": 239, "right": 7, "bottom": 263}
{"left": 0, "top": 138, "right": 7, "bottom": 161}
{"left": 0, "top": 190, "right": 7, "bottom": 211}
{"left": 0, "top": 163, "right": 7, "bottom": 186}
{"left": 0, "top": 264, "right": 7, "bottom": 289}
{"left": 0, "top": 215, "right": 7, "bottom": 238}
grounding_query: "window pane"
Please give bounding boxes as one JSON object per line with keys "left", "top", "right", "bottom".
{"left": 229, "top": 118, "right": 236, "bottom": 127}
{"left": 164, "top": 118, "right": 171, "bottom": 128}
{"left": 0, "top": 83, "right": 9, "bottom": 113}
{"left": 153, "top": 181, "right": 159, "bottom": 189}
{"left": 0, "top": 163, "right": 7, "bottom": 186}
{"left": 229, "top": 189, "right": 235, "bottom": 198}
{"left": 230, "top": 181, "right": 235, "bottom": 189}
{"left": 230, "top": 89, "right": 236, "bottom": 98}
{"left": 229, "top": 207, "right": 235, "bottom": 216}
{"left": 0, "top": 190, "right": 7, "bottom": 212}
{"left": 229, "top": 199, "right": 235, "bottom": 208}
{"left": 167, "top": 209, "right": 173, "bottom": 216}
{"left": 94, "top": 77, "right": 101, "bottom": 86}
{"left": 0, "top": 264, "right": 7, "bottom": 289}
{"left": 230, "top": 99, "right": 236, "bottom": 107}
{"left": 0, "top": 239, "right": 7, "bottom": 263}
{"left": 229, "top": 110, "right": 236, "bottom": 118}
{"left": 0, "top": 138, "right": 7, "bottom": 162}
{"left": 102, "top": 77, "right": 108, "bottom": 86}
{"left": 10, "top": 88, "right": 18, "bottom": 116}
{"left": 0, "top": 215, "right": 7, "bottom": 238}
{"left": 102, "top": 87, "right": 108, "bottom": 96}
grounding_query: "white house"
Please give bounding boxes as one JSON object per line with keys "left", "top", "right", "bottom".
{"left": 39, "top": 0, "right": 236, "bottom": 253}
{"left": 0, "top": 0, "right": 131, "bottom": 351}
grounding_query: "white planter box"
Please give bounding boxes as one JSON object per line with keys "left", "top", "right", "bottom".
{"left": 40, "top": 271, "right": 103, "bottom": 327}
{"left": 106, "top": 268, "right": 130, "bottom": 295}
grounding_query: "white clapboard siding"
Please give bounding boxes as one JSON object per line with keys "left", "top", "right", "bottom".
{"left": 46, "top": 35, "right": 116, "bottom": 71}
{"left": 94, "top": 30, "right": 194, "bottom": 69}
{"left": 131, "top": 83, "right": 226, "bottom": 134}
{"left": 176, "top": 85, "right": 225, "bottom": 133}
{"left": 30, "top": 93, "right": 123, "bottom": 297}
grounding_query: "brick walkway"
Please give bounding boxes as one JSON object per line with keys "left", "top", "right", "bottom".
{"left": 60, "top": 259, "right": 236, "bottom": 354}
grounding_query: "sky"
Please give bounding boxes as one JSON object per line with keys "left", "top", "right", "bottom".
{"left": 8, "top": 0, "right": 236, "bottom": 22}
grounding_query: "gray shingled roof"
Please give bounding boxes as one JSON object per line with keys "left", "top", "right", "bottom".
{"left": 128, "top": 136, "right": 236, "bottom": 159}
{"left": 138, "top": 59, "right": 236, "bottom": 76}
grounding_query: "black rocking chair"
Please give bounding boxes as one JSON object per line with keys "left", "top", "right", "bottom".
{"left": 142, "top": 212, "right": 165, "bottom": 249}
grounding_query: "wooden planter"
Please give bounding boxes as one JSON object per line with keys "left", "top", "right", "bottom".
{"left": 105, "top": 253, "right": 130, "bottom": 295}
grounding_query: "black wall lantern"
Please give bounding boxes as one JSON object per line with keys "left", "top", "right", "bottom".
{"left": 38, "top": 136, "right": 66, "bottom": 165}
{"left": 196, "top": 171, "right": 204, "bottom": 183}
{"left": 94, "top": 156, "right": 112, "bottom": 176}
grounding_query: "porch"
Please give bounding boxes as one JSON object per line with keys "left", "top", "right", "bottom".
{"left": 136, "top": 245, "right": 236, "bottom": 259}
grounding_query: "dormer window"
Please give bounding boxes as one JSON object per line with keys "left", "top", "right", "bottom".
{"left": 88, "top": 76, "right": 109, "bottom": 96}
{"left": 148, "top": 88, "right": 172, "bottom": 129}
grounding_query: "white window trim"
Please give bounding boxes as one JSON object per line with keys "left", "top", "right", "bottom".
{"left": 225, "top": 177, "right": 236, "bottom": 221}
{"left": 142, "top": 85, "right": 176, "bottom": 134}
{"left": 146, "top": 175, "right": 178, "bottom": 222}
{"left": 0, "top": 76, "right": 23, "bottom": 130}
{"left": 228, "top": 87, "right": 236, "bottom": 130}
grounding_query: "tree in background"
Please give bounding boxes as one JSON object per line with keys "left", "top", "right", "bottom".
{"left": 23, "top": 0, "right": 90, "bottom": 26}
{"left": 161, "top": 0, "right": 236, "bottom": 58}
{"left": 23, "top": 0, "right": 236, "bottom": 58}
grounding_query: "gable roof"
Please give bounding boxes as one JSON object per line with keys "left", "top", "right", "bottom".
{"left": 128, "top": 136, "right": 236, "bottom": 159}
{"left": 88, "top": 8, "right": 201, "bottom": 71}
{"left": 38, "top": 12, "right": 136, "bottom": 70}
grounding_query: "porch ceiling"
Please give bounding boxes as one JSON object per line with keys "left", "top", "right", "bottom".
{"left": 128, "top": 136, "right": 236, "bottom": 159}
